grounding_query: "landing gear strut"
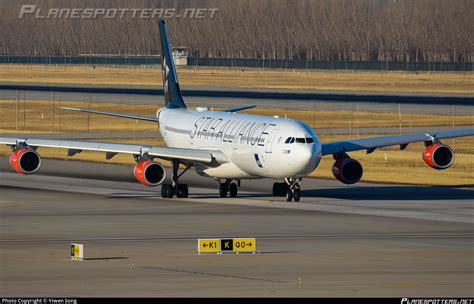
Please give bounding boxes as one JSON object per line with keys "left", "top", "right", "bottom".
{"left": 219, "top": 179, "right": 239, "bottom": 198}
{"left": 161, "top": 159, "right": 190, "bottom": 199}
{"left": 282, "top": 177, "right": 302, "bottom": 202}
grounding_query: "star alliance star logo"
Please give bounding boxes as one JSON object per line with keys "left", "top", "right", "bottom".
{"left": 162, "top": 56, "right": 170, "bottom": 98}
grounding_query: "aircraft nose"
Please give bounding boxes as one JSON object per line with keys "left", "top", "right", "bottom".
{"left": 301, "top": 146, "right": 313, "bottom": 162}
{"left": 292, "top": 144, "right": 320, "bottom": 175}
{"left": 307, "top": 144, "right": 321, "bottom": 166}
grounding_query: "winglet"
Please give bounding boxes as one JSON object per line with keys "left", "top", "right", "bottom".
{"left": 157, "top": 19, "right": 187, "bottom": 109}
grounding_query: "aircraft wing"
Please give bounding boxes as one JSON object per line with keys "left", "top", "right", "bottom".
{"left": 321, "top": 128, "right": 474, "bottom": 156}
{"left": 0, "top": 137, "right": 229, "bottom": 165}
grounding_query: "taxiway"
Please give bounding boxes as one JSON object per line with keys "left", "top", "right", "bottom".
{"left": 1, "top": 158, "right": 472, "bottom": 297}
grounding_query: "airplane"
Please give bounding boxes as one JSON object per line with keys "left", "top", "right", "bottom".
{"left": 1, "top": 19, "right": 473, "bottom": 202}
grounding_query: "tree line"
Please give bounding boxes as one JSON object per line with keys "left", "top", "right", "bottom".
{"left": 1, "top": 0, "right": 472, "bottom": 62}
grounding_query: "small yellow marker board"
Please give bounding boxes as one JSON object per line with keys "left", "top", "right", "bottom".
{"left": 198, "top": 239, "right": 221, "bottom": 253}
{"left": 70, "top": 243, "right": 83, "bottom": 260}
{"left": 231, "top": 238, "right": 256, "bottom": 253}
{"left": 198, "top": 238, "right": 256, "bottom": 254}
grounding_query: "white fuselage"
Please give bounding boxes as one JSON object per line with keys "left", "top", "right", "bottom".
{"left": 158, "top": 107, "right": 322, "bottom": 180}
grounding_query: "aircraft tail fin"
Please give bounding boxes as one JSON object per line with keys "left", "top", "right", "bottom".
{"left": 157, "top": 19, "right": 186, "bottom": 109}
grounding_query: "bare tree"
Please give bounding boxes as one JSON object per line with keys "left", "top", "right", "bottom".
{"left": 0, "top": 0, "right": 472, "bottom": 62}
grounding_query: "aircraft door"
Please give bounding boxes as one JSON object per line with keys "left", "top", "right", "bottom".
{"left": 265, "top": 129, "right": 279, "bottom": 153}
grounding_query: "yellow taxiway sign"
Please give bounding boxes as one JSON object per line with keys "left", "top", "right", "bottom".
{"left": 198, "top": 238, "right": 256, "bottom": 254}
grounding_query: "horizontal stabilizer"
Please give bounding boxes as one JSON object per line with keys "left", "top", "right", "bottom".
{"left": 61, "top": 107, "right": 158, "bottom": 122}
{"left": 221, "top": 105, "right": 256, "bottom": 113}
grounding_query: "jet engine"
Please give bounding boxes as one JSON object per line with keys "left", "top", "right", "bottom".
{"left": 9, "top": 146, "right": 42, "bottom": 174}
{"left": 423, "top": 143, "right": 454, "bottom": 170}
{"left": 133, "top": 159, "right": 166, "bottom": 187}
{"left": 332, "top": 157, "right": 363, "bottom": 184}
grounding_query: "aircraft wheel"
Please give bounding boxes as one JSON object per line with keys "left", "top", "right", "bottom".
{"left": 293, "top": 188, "right": 301, "bottom": 202}
{"left": 280, "top": 183, "right": 288, "bottom": 196}
{"left": 272, "top": 182, "right": 280, "bottom": 196}
{"left": 219, "top": 183, "right": 228, "bottom": 198}
{"left": 229, "top": 183, "right": 238, "bottom": 197}
{"left": 182, "top": 184, "right": 189, "bottom": 198}
{"left": 161, "top": 184, "right": 174, "bottom": 198}
{"left": 161, "top": 184, "right": 167, "bottom": 198}
{"left": 273, "top": 182, "right": 287, "bottom": 197}
{"left": 166, "top": 184, "right": 175, "bottom": 198}
{"left": 176, "top": 184, "right": 189, "bottom": 198}
{"left": 286, "top": 189, "right": 293, "bottom": 202}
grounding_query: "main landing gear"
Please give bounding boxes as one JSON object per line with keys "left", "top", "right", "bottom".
{"left": 272, "top": 178, "right": 301, "bottom": 202}
{"left": 161, "top": 159, "right": 191, "bottom": 199}
{"left": 218, "top": 179, "right": 239, "bottom": 198}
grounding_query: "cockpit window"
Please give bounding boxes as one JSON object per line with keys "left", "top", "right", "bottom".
{"left": 285, "top": 137, "right": 315, "bottom": 144}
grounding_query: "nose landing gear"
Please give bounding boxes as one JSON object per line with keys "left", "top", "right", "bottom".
{"left": 274, "top": 177, "right": 301, "bottom": 202}
{"left": 285, "top": 177, "right": 301, "bottom": 202}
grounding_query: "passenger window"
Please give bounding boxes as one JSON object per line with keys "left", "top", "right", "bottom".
{"left": 296, "top": 138, "right": 305, "bottom": 143}
{"left": 306, "top": 138, "right": 314, "bottom": 143}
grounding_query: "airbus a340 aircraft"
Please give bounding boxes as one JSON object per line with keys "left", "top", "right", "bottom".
{"left": 1, "top": 20, "right": 473, "bottom": 201}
